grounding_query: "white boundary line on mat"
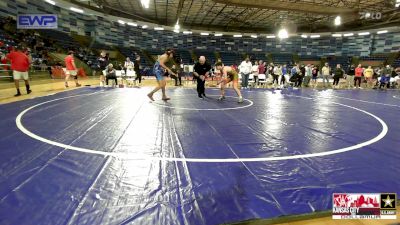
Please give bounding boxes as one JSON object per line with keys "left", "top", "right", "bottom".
{"left": 15, "top": 92, "right": 388, "bottom": 162}
{"left": 330, "top": 95, "right": 400, "bottom": 108}
{"left": 151, "top": 95, "right": 253, "bottom": 111}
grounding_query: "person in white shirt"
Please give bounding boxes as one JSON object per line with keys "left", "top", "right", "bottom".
{"left": 321, "top": 63, "right": 330, "bottom": 88}
{"left": 124, "top": 57, "right": 134, "bottom": 74}
{"left": 303, "top": 64, "right": 312, "bottom": 87}
{"left": 274, "top": 65, "right": 283, "bottom": 88}
{"left": 251, "top": 61, "right": 259, "bottom": 87}
{"left": 239, "top": 57, "right": 252, "bottom": 89}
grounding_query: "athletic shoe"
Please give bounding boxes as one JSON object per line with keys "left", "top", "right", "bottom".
{"left": 14, "top": 93, "right": 21, "bottom": 97}
{"left": 162, "top": 97, "right": 171, "bottom": 101}
{"left": 238, "top": 96, "right": 243, "bottom": 103}
{"left": 147, "top": 93, "right": 155, "bottom": 101}
{"left": 65, "top": 84, "right": 69, "bottom": 88}
{"left": 198, "top": 94, "right": 203, "bottom": 99}
{"left": 76, "top": 83, "right": 81, "bottom": 87}
{"left": 202, "top": 93, "right": 206, "bottom": 97}
{"left": 27, "top": 90, "right": 32, "bottom": 94}
{"left": 218, "top": 96, "right": 225, "bottom": 101}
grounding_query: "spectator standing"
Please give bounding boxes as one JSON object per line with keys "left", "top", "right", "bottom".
{"left": 124, "top": 57, "right": 134, "bottom": 75}
{"left": 281, "top": 64, "right": 288, "bottom": 87}
{"left": 311, "top": 65, "right": 319, "bottom": 88}
{"left": 6, "top": 45, "right": 31, "bottom": 96}
{"left": 64, "top": 51, "right": 81, "bottom": 88}
{"left": 97, "top": 51, "right": 109, "bottom": 86}
{"left": 332, "top": 64, "right": 344, "bottom": 89}
{"left": 321, "top": 63, "right": 330, "bottom": 88}
{"left": 303, "top": 64, "right": 312, "bottom": 87}
{"left": 354, "top": 64, "right": 364, "bottom": 89}
{"left": 257, "top": 60, "right": 265, "bottom": 87}
{"left": 273, "top": 64, "right": 283, "bottom": 88}
{"left": 363, "top": 66, "right": 374, "bottom": 88}
{"left": 239, "top": 57, "right": 252, "bottom": 89}
{"left": 134, "top": 55, "right": 142, "bottom": 86}
{"left": 252, "top": 61, "right": 259, "bottom": 87}
{"left": 290, "top": 64, "right": 302, "bottom": 88}
{"left": 298, "top": 64, "right": 306, "bottom": 87}
{"left": 346, "top": 64, "right": 355, "bottom": 89}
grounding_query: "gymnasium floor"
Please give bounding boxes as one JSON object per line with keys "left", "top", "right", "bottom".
{"left": 0, "top": 85, "right": 399, "bottom": 225}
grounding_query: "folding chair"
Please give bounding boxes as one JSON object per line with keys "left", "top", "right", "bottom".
{"left": 248, "top": 74, "right": 255, "bottom": 87}
{"left": 126, "top": 69, "right": 137, "bottom": 87}
{"left": 258, "top": 74, "right": 267, "bottom": 88}
{"left": 115, "top": 70, "right": 124, "bottom": 87}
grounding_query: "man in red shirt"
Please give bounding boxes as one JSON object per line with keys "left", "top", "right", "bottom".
{"left": 354, "top": 64, "right": 364, "bottom": 89}
{"left": 64, "top": 51, "right": 81, "bottom": 88}
{"left": 6, "top": 45, "right": 31, "bottom": 96}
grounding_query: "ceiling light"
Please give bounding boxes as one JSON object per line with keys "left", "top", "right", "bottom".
{"left": 334, "top": 16, "right": 341, "bottom": 26}
{"left": 201, "top": 33, "right": 209, "bottom": 36}
{"left": 154, "top": 27, "right": 164, "bottom": 30}
{"left": 118, "top": 20, "right": 125, "bottom": 25}
{"left": 183, "top": 31, "right": 192, "bottom": 34}
{"left": 233, "top": 34, "right": 242, "bottom": 37}
{"left": 127, "top": 22, "right": 138, "bottom": 27}
{"left": 377, "top": 30, "right": 388, "bottom": 34}
{"left": 70, "top": 7, "right": 84, "bottom": 13}
{"left": 45, "top": 0, "right": 55, "bottom": 5}
{"left": 343, "top": 33, "right": 354, "bottom": 37}
{"left": 251, "top": 35, "right": 257, "bottom": 38}
{"left": 174, "top": 24, "right": 180, "bottom": 30}
{"left": 301, "top": 34, "right": 308, "bottom": 38}
{"left": 266, "top": 35, "right": 276, "bottom": 38}
{"left": 142, "top": 25, "right": 148, "bottom": 29}
{"left": 277, "top": 28, "right": 288, "bottom": 39}
{"left": 173, "top": 30, "right": 179, "bottom": 33}
{"left": 332, "top": 34, "right": 342, "bottom": 37}
{"left": 358, "top": 32, "right": 370, "bottom": 36}
{"left": 141, "top": 0, "right": 150, "bottom": 9}
{"left": 214, "top": 33, "right": 222, "bottom": 36}
{"left": 310, "top": 35, "right": 320, "bottom": 38}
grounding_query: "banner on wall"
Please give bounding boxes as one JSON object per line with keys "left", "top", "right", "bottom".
{"left": 17, "top": 14, "right": 58, "bottom": 29}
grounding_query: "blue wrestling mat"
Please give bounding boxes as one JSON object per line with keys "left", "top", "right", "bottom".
{"left": 0, "top": 87, "right": 399, "bottom": 225}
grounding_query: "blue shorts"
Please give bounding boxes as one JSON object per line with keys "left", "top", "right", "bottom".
{"left": 153, "top": 62, "right": 165, "bottom": 81}
{"left": 380, "top": 76, "right": 390, "bottom": 83}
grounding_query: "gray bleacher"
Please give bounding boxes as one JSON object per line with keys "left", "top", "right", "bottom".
{"left": 220, "top": 51, "right": 241, "bottom": 65}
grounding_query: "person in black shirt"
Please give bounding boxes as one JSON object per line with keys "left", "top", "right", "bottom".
{"left": 346, "top": 64, "right": 355, "bottom": 89}
{"left": 97, "top": 51, "right": 109, "bottom": 86}
{"left": 193, "top": 56, "right": 211, "bottom": 98}
{"left": 134, "top": 55, "right": 141, "bottom": 86}
{"left": 298, "top": 64, "right": 305, "bottom": 87}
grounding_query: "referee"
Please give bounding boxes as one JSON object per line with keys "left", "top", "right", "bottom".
{"left": 193, "top": 56, "right": 211, "bottom": 98}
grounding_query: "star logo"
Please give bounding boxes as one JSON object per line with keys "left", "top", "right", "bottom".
{"left": 383, "top": 195, "right": 395, "bottom": 208}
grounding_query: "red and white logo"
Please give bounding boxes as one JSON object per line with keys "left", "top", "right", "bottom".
{"left": 332, "top": 193, "right": 388, "bottom": 219}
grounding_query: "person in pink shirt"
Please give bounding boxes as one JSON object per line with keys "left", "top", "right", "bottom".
{"left": 354, "top": 64, "right": 364, "bottom": 89}
{"left": 64, "top": 51, "right": 81, "bottom": 88}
